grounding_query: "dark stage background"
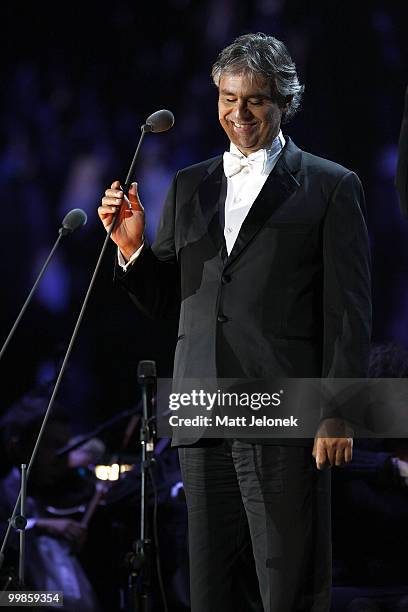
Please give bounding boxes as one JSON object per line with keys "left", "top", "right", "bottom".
{"left": 1, "top": 1, "right": 408, "bottom": 608}
{"left": 1, "top": 0, "right": 407, "bottom": 424}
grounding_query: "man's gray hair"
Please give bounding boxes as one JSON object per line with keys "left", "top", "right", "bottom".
{"left": 211, "top": 32, "right": 304, "bottom": 123}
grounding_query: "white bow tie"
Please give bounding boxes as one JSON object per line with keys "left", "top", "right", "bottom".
{"left": 223, "top": 149, "right": 266, "bottom": 178}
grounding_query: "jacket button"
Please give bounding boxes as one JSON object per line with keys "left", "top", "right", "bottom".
{"left": 217, "top": 314, "right": 228, "bottom": 323}
{"left": 221, "top": 274, "right": 231, "bottom": 284}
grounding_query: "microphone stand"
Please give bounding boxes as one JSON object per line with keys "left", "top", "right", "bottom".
{"left": 0, "top": 120, "right": 158, "bottom": 585}
{"left": 0, "top": 235, "right": 62, "bottom": 363}
{"left": 126, "top": 361, "right": 157, "bottom": 612}
{"left": 0, "top": 220, "right": 115, "bottom": 577}
{"left": 123, "top": 125, "right": 150, "bottom": 192}
{"left": 15, "top": 465, "right": 27, "bottom": 587}
{"left": 0, "top": 464, "right": 28, "bottom": 593}
{"left": 0, "top": 210, "right": 86, "bottom": 364}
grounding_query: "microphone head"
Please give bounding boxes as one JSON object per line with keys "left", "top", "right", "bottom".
{"left": 144, "top": 109, "right": 175, "bottom": 133}
{"left": 60, "top": 208, "right": 88, "bottom": 235}
{"left": 137, "top": 360, "right": 157, "bottom": 385}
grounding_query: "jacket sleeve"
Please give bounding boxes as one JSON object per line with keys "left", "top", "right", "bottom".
{"left": 322, "top": 171, "right": 372, "bottom": 378}
{"left": 396, "top": 84, "right": 408, "bottom": 218}
{"left": 114, "top": 172, "right": 181, "bottom": 319}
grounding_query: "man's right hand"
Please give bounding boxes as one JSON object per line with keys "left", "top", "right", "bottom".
{"left": 98, "top": 180, "right": 145, "bottom": 261}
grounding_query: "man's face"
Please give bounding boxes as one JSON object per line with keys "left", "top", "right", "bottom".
{"left": 218, "top": 72, "right": 284, "bottom": 156}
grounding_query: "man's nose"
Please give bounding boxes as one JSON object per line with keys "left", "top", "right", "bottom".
{"left": 233, "top": 101, "right": 252, "bottom": 120}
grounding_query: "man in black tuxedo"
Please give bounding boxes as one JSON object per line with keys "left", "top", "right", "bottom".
{"left": 99, "top": 33, "right": 371, "bottom": 612}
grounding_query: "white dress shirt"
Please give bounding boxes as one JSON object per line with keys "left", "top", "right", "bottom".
{"left": 222, "top": 131, "right": 285, "bottom": 255}
{"left": 118, "top": 131, "right": 285, "bottom": 268}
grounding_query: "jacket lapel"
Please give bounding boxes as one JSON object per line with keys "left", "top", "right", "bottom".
{"left": 224, "top": 137, "right": 302, "bottom": 269}
{"left": 195, "top": 156, "right": 227, "bottom": 257}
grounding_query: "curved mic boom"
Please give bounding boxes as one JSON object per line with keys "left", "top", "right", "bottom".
{"left": 122, "top": 109, "right": 175, "bottom": 193}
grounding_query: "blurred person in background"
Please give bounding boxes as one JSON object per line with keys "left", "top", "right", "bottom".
{"left": 332, "top": 343, "right": 408, "bottom": 612}
{"left": 0, "top": 391, "right": 103, "bottom": 612}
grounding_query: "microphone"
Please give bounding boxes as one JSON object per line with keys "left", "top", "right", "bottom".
{"left": 143, "top": 109, "right": 175, "bottom": 134}
{"left": 137, "top": 360, "right": 157, "bottom": 386}
{"left": 0, "top": 208, "right": 87, "bottom": 363}
{"left": 60, "top": 208, "right": 88, "bottom": 236}
{"left": 138, "top": 360, "right": 157, "bottom": 452}
{"left": 122, "top": 108, "right": 175, "bottom": 193}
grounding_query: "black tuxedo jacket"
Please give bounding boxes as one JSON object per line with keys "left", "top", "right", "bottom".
{"left": 117, "top": 137, "right": 372, "bottom": 445}
{"left": 396, "top": 85, "right": 408, "bottom": 218}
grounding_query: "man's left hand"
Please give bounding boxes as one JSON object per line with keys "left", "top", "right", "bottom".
{"left": 313, "top": 418, "right": 353, "bottom": 469}
{"left": 312, "top": 436, "right": 353, "bottom": 470}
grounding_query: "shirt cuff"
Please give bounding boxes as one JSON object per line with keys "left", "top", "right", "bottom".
{"left": 117, "top": 243, "right": 144, "bottom": 271}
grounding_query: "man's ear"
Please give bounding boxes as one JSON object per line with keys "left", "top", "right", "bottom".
{"left": 283, "top": 95, "right": 292, "bottom": 111}
{"left": 280, "top": 96, "right": 292, "bottom": 123}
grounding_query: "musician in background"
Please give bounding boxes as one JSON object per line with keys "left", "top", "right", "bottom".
{"left": 331, "top": 343, "right": 408, "bottom": 612}
{"left": 0, "top": 391, "right": 102, "bottom": 612}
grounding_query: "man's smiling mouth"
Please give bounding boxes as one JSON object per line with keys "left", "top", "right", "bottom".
{"left": 231, "top": 121, "right": 257, "bottom": 131}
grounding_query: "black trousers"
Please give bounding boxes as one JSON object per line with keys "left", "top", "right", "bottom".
{"left": 178, "top": 440, "right": 331, "bottom": 612}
